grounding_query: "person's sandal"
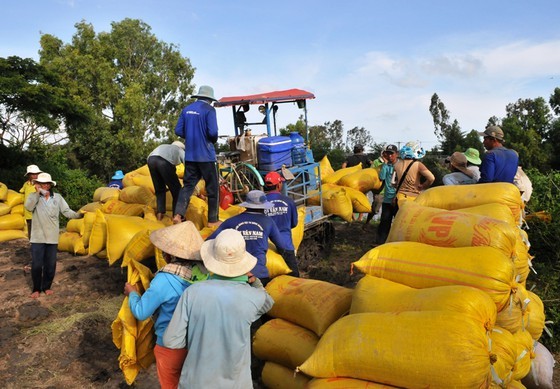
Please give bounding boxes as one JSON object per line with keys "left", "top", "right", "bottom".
{"left": 30, "top": 291, "right": 40, "bottom": 299}
{"left": 45, "top": 289, "right": 54, "bottom": 296}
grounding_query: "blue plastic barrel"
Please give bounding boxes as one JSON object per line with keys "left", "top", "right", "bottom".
{"left": 290, "top": 132, "right": 306, "bottom": 165}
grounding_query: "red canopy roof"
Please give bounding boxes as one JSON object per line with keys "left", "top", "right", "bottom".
{"left": 215, "top": 88, "right": 315, "bottom": 107}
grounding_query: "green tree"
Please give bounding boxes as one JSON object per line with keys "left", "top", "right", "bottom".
{"left": 429, "top": 93, "right": 466, "bottom": 154}
{"left": 502, "top": 98, "right": 552, "bottom": 170}
{"left": 0, "top": 56, "right": 88, "bottom": 148}
{"left": 38, "top": 19, "right": 195, "bottom": 178}
{"left": 346, "top": 126, "right": 373, "bottom": 152}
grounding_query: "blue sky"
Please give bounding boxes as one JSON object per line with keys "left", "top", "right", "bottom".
{"left": 2, "top": 0, "right": 560, "bottom": 150}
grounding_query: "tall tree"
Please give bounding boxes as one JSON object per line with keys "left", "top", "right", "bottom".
{"left": 38, "top": 19, "right": 195, "bottom": 177}
{"left": 502, "top": 97, "right": 552, "bottom": 170}
{"left": 0, "top": 56, "right": 87, "bottom": 148}
{"left": 429, "top": 93, "right": 466, "bottom": 154}
{"left": 346, "top": 125, "right": 373, "bottom": 152}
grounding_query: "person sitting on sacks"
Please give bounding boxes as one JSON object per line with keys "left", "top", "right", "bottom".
{"left": 108, "top": 170, "right": 125, "bottom": 189}
{"left": 163, "top": 228, "right": 274, "bottom": 389}
{"left": 463, "top": 147, "right": 482, "bottom": 181}
{"left": 124, "top": 221, "right": 208, "bottom": 389}
{"left": 442, "top": 152, "right": 477, "bottom": 185}
{"left": 207, "top": 190, "right": 290, "bottom": 286}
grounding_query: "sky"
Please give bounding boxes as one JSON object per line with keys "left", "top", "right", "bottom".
{"left": 2, "top": 0, "right": 560, "bottom": 150}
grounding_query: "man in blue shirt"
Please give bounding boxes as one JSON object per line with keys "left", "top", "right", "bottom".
{"left": 478, "top": 126, "right": 518, "bottom": 183}
{"left": 263, "top": 171, "right": 299, "bottom": 277}
{"left": 173, "top": 85, "right": 221, "bottom": 227}
{"left": 207, "top": 190, "right": 288, "bottom": 286}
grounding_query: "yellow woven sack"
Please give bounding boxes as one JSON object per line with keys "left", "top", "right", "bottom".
{"left": 0, "top": 203, "right": 11, "bottom": 216}
{"left": 121, "top": 229, "right": 157, "bottom": 267}
{"left": 318, "top": 155, "right": 335, "bottom": 180}
{"left": 307, "top": 377, "right": 397, "bottom": 388}
{"left": 338, "top": 167, "right": 382, "bottom": 193}
{"left": 0, "top": 182, "right": 7, "bottom": 201}
{"left": 219, "top": 204, "right": 246, "bottom": 221}
{"left": 0, "top": 213, "right": 25, "bottom": 230}
{"left": 80, "top": 201, "right": 103, "bottom": 213}
{"left": 525, "top": 290, "right": 546, "bottom": 341}
{"left": 388, "top": 201, "right": 518, "bottom": 258}
{"left": 130, "top": 174, "right": 155, "bottom": 193}
{"left": 266, "top": 248, "right": 292, "bottom": 278}
{"left": 66, "top": 218, "right": 84, "bottom": 233}
{"left": 513, "top": 237, "right": 530, "bottom": 285}
{"left": 322, "top": 187, "right": 353, "bottom": 222}
{"left": 292, "top": 206, "right": 306, "bottom": 251}
{"left": 350, "top": 275, "right": 496, "bottom": 329}
{"left": 0, "top": 229, "right": 27, "bottom": 242}
{"left": 511, "top": 330, "right": 533, "bottom": 381}
{"left": 88, "top": 210, "right": 108, "bottom": 255}
{"left": 130, "top": 164, "right": 150, "bottom": 176}
{"left": 10, "top": 203, "right": 24, "bottom": 215}
{"left": 414, "top": 182, "right": 524, "bottom": 223}
{"left": 93, "top": 187, "right": 121, "bottom": 203}
{"left": 176, "top": 163, "right": 185, "bottom": 178}
{"left": 106, "top": 216, "right": 163, "bottom": 264}
{"left": 102, "top": 199, "right": 147, "bottom": 216}
{"left": 266, "top": 275, "right": 353, "bottom": 336}
{"left": 298, "top": 311, "right": 492, "bottom": 388}
{"left": 80, "top": 211, "right": 96, "bottom": 248}
{"left": 488, "top": 327, "right": 517, "bottom": 385}
{"left": 119, "top": 185, "right": 156, "bottom": 207}
{"left": 58, "top": 231, "right": 81, "bottom": 253}
{"left": 5, "top": 190, "right": 23, "bottom": 208}
{"left": 253, "top": 318, "right": 319, "bottom": 369}
{"left": 344, "top": 186, "right": 372, "bottom": 213}
{"left": 186, "top": 195, "right": 208, "bottom": 230}
{"left": 458, "top": 203, "right": 517, "bottom": 226}
{"left": 72, "top": 237, "right": 86, "bottom": 255}
{"left": 262, "top": 362, "right": 311, "bottom": 389}
{"left": 352, "top": 242, "right": 516, "bottom": 311}
{"left": 322, "top": 163, "right": 362, "bottom": 185}
{"left": 496, "top": 283, "right": 530, "bottom": 334}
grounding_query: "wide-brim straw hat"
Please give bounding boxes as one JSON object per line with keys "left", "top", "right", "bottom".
{"left": 191, "top": 85, "right": 217, "bottom": 101}
{"left": 449, "top": 152, "right": 474, "bottom": 178}
{"left": 33, "top": 172, "right": 56, "bottom": 186}
{"left": 200, "top": 229, "right": 257, "bottom": 277}
{"left": 149, "top": 221, "right": 204, "bottom": 260}
{"left": 172, "top": 140, "right": 185, "bottom": 150}
{"left": 239, "top": 190, "right": 273, "bottom": 210}
{"left": 25, "top": 165, "right": 42, "bottom": 176}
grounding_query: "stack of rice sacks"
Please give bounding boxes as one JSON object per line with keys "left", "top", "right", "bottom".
{"left": 310, "top": 156, "right": 382, "bottom": 222}
{"left": 0, "top": 183, "right": 27, "bottom": 242}
{"left": 304, "top": 183, "right": 548, "bottom": 388}
{"left": 254, "top": 275, "right": 353, "bottom": 388}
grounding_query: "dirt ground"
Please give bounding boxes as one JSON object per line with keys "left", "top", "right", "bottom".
{"left": 0, "top": 221, "right": 557, "bottom": 388}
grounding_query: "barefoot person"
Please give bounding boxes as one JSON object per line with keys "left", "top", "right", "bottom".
{"left": 124, "top": 221, "right": 207, "bottom": 389}
{"left": 24, "top": 173, "right": 82, "bottom": 298}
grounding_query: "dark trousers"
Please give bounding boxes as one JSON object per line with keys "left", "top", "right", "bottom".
{"left": 282, "top": 250, "right": 300, "bottom": 277}
{"left": 377, "top": 202, "right": 398, "bottom": 244}
{"left": 31, "top": 243, "right": 58, "bottom": 292}
{"left": 148, "top": 155, "right": 182, "bottom": 214}
{"left": 175, "top": 162, "right": 219, "bottom": 223}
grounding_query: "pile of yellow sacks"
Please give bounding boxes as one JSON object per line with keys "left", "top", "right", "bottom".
{"left": 55, "top": 162, "right": 306, "bottom": 384}
{"left": 311, "top": 156, "right": 382, "bottom": 222}
{"left": 0, "top": 183, "right": 26, "bottom": 242}
{"left": 253, "top": 182, "right": 550, "bottom": 388}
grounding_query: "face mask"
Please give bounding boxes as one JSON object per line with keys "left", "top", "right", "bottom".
{"left": 39, "top": 188, "right": 50, "bottom": 196}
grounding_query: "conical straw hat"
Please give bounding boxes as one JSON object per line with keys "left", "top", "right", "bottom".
{"left": 149, "top": 220, "right": 204, "bottom": 260}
